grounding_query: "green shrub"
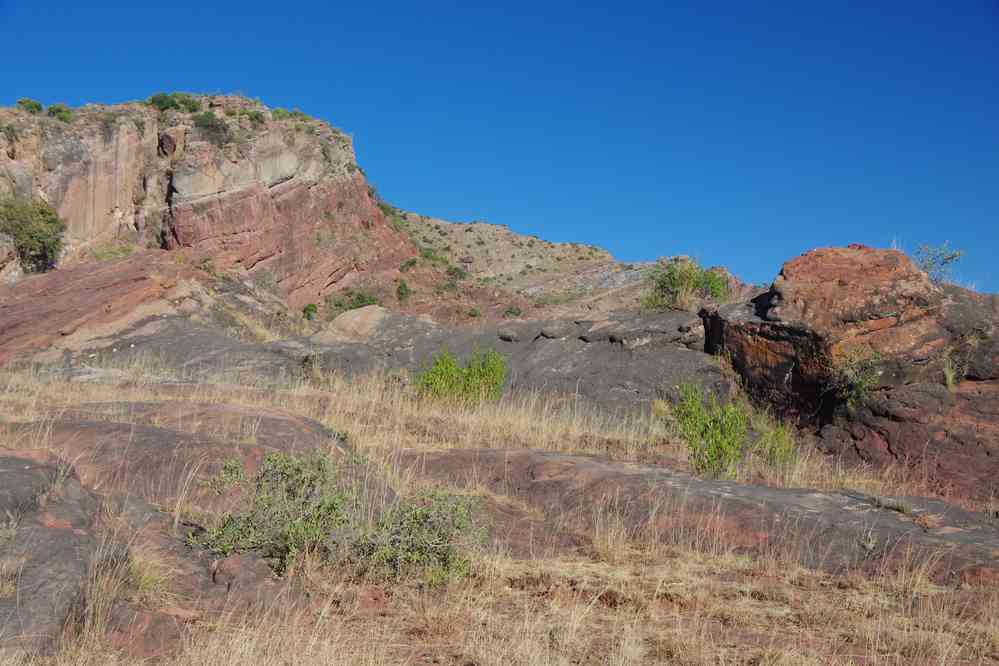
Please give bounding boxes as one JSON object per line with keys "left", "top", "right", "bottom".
{"left": 147, "top": 92, "right": 201, "bottom": 113}
{"left": 174, "top": 93, "right": 201, "bottom": 113}
{"left": 193, "top": 111, "right": 229, "bottom": 147}
{"left": 914, "top": 242, "right": 963, "bottom": 285}
{"left": 446, "top": 265, "right": 468, "bottom": 280}
{"left": 827, "top": 347, "right": 882, "bottom": 409}
{"left": 302, "top": 303, "right": 319, "bottom": 320}
{"left": 641, "top": 260, "right": 729, "bottom": 311}
{"left": 194, "top": 451, "right": 474, "bottom": 582}
{"left": 415, "top": 348, "right": 507, "bottom": 404}
{"left": 148, "top": 93, "right": 177, "bottom": 111}
{"left": 673, "top": 383, "right": 748, "bottom": 478}
{"left": 325, "top": 290, "right": 380, "bottom": 318}
{"left": 502, "top": 306, "right": 522, "bottom": 319}
{"left": 16, "top": 98, "right": 43, "bottom": 114}
{"left": 271, "top": 107, "right": 291, "bottom": 120}
{"left": 349, "top": 491, "right": 474, "bottom": 584}
{"left": 240, "top": 108, "right": 266, "bottom": 126}
{"left": 399, "top": 257, "right": 418, "bottom": 272}
{"left": 0, "top": 196, "right": 67, "bottom": 272}
{"left": 396, "top": 280, "right": 412, "bottom": 303}
{"left": 46, "top": 103, "right": 73, "bottom": 123}
{"left": 207, "top": 458, "right": 245, "bottom": 494}
{"left": 751, "top": 419, "right": 797, "bottom": 468}
{"left": 467, "top": 307, "right": 481, "bottom": 318}
{"left": 194, "top": 451, "right": 350, "bottom": 573}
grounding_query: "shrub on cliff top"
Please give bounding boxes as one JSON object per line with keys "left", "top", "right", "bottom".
{"left": 914, "top": 241, "right": 963, "bottom": 285}
{"left": 46, "top": 103, "right": 73, "bottom": 123}
{"left": 193, "top": 111, "right": 230, "bottom": 147}
{"left": 148, "top": 92, "right": 201, "bottom": 113}
{"left": 16, "top": 98, "right": 43, "bottom": 114}
{"left": 642, "top": 259, "right": 729, "bottom": 312}
{"left": 0, "top": 197, "right": 66, "bottom": 272}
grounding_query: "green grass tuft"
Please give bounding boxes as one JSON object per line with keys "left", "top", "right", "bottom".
{"left": 415, "top": 349, "right": 507, "bottom": 404}
{"left": 642, "top": 259, "right": 729, "bottom": 311}
{"left": 673, "top": 383, "right": 748, "bottom": 478}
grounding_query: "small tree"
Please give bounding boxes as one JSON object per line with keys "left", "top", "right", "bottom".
{"left": 0, "top": 197, "right": 67, "bottom": 272}
{"left": 914, "top": 242, "right": 963, "bottom": 285}
{"left": 302, "top": 303, "right": 319, "bottom": 320}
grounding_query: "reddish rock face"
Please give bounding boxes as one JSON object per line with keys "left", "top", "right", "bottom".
{"left": 0, "top": 95, "right": 417, "bottom": 309}
{"left": 0, "top": 250, "right": 196, "bottom": 365}
{"left": 705, "top": 245, "right": 999, "bottom": 500}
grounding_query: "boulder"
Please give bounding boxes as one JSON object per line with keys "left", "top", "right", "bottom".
{"left": 704, "top": 244, "right": 999, "bottom": 499}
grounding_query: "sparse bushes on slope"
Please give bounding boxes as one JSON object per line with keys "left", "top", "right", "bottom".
{"left": 416, "top": 348, "right": 507, "bottom": 404}
{"left": 195, "top": 451, "right": 474, "bottom": 582}
{"left": 195, "top": 451, "right": 352, "bottom": 573}
{"left": 349, "top": 490, "right": 474, "bottom": 583}
{"left": 0, "top": 196, "right": 67, "bottom": 272}
{"left": 660, "top": 384, "right": 799, "bottom": 479}
{"left": 326, "top": 290, "right": 381, "bottom": 318}
{"left": 642, "top": 259, "right": 729, "bottom": 311}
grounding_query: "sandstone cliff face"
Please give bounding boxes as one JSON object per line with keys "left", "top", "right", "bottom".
{"left": 0, "top": 95, "right": 414, "bottom": 307}
{"left": 705, "top": 244, "right": 999, "bottom": 499}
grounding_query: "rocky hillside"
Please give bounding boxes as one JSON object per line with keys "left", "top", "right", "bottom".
{"left": 0, "top": 95, "right": 413, "bottom": 307}
{"left": 0, "top": 94, "right": 666, "bottom": 322}
{"left": 2, "top": 93, "right": 999, "bottom": 664}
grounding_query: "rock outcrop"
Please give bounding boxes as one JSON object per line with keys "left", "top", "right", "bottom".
{"left": 705, "top": 244, "right": 999, "bottom": 499}
{"left": 0, "top": 95, "right": 414, "bottom": 307}
{"left": 401, "top": 447, "right": 999, "bottom": 585}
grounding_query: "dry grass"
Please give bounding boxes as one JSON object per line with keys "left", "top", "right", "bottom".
{"left": 0, "top": 359, "right": 961, "bottom": 504}
{"left": 3, "top": 359, "right": 999, "bottom": 664}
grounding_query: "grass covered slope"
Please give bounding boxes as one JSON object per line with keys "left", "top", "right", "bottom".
{"left": 3, "top": 355, "right": 998, "bottom": 664}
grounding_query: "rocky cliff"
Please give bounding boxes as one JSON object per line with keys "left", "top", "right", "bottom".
{"left": 0, "top": 95, "right": 413, "bottom": 307}
{"left": 705, "top": 244, "right": 999, "bottom": 499}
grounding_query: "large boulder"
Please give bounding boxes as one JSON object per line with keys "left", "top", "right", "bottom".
{"left": 704, "top": 244, "right": 999, "bottom": 499}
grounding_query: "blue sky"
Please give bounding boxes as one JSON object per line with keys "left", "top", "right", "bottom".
{"left": 2, "top": 1, "right": 997, "bottom": 291}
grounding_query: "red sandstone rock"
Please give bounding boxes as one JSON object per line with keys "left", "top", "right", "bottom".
{"left": 0, "top": 96, "right": 417, "bottom": 309}
{"left": 705, "top": 245, "right": 999, "bottom": 499}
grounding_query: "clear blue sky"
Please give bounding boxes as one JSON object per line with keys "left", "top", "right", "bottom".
{"left": 2, "top": 1, "right": 997, "bottom": 291}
